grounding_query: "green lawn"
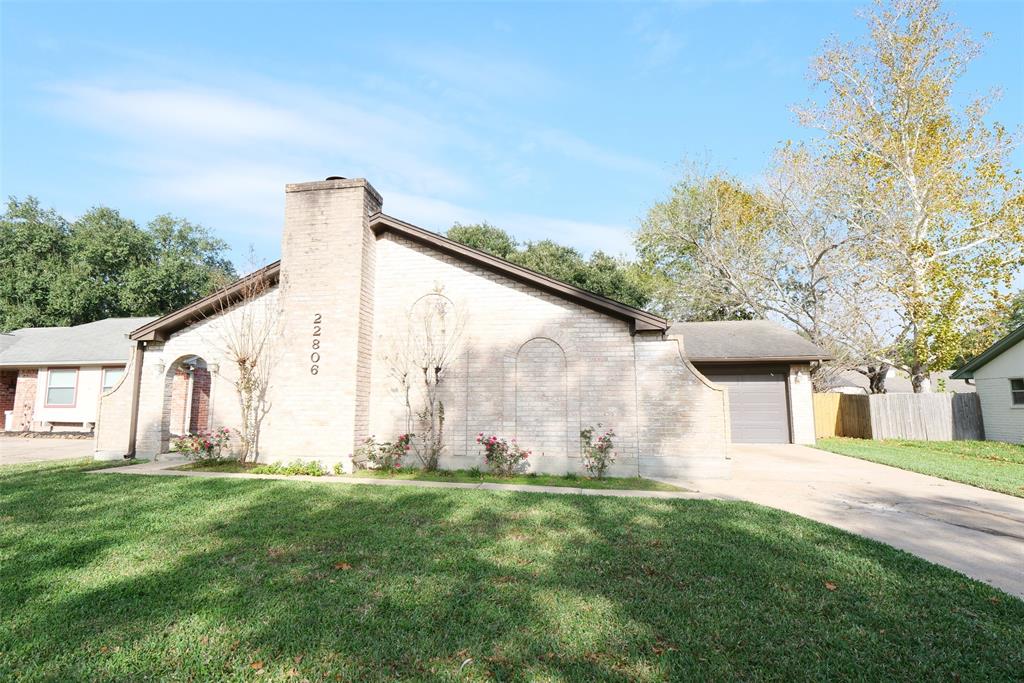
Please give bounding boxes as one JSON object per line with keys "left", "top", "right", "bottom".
{"left": 175, "top": 460, "right": 683, "bottom": 492}
{"left": 815, "top": 438, "right": 1024, "bottom": 497}
{"left": 2, "top": 459, "right": 1022, "bottom": 681}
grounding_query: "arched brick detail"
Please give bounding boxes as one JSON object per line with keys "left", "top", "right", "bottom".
{"left": 161, "top": 355, "right": 210, "bottom": 451}
{"left": 502, "top": 328, "right": 582, "bottom": 471}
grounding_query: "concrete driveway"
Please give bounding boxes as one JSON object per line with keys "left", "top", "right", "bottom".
{"left": 0, "top": 437, "right": 95, "bottom": 465}
{"left": 669, "top": 444, "right": 1024, "bottom": 599}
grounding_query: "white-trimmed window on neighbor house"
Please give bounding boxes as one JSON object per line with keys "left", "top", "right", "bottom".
{"left": 1011, "top": 378, "right": 1024, "bottom": 406}
{"left": 101, "top": 367, "right": 124, "bottom": 392}
{"left": 45, "top": 369, "right": 77, "bottom": 407}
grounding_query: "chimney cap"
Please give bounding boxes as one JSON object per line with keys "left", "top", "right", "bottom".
{"left": 325, "top": 175, "right": 346, "bottom": 180}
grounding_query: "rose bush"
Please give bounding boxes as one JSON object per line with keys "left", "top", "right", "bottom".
{"left": 352, "top": 434, "right": 412, "bottom": 472}
{"left": 476, "top": 433, "right": 530, "bottom": 476}
{"left": 580, "top": 424, "right": 616, "bottom": 478}
{"left": 170, "top": 428, "right": 233, "bottom": 462}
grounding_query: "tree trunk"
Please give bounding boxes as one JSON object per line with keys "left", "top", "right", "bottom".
{"left": 910, "top": 362, "right": 927, "bottom": 393}
{"left": 865, "top": 363, "right": 889, "bottom": 394}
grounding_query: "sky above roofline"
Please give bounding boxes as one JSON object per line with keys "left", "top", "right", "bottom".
{"left": 2, "top": 1, "right": 1021, "bottom": 273}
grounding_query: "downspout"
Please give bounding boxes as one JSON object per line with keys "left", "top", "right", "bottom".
{"left": 126, "top": 341, "right": 145, "bottom": 458}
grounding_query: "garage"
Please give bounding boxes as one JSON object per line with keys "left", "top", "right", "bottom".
{"left": 699, "top": 367, "right": 791, "bottom": 443}
{"left": 670, "top": 320, "right": 830, "bottom": 446}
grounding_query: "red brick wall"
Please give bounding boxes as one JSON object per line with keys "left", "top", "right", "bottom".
{"left": 11, "top": 369, "right": 38, "bottom": 431}
{"left": 0, "top": 370, "right": 17, "bottom": 417}
{"left": 189, "top": 367, "right": 211, "bottom": 433}
{"left": 168, "top": 368, "right": 190, "bottom": 436}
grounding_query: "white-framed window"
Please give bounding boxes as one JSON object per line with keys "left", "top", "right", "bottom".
{"left": 45, "top": 369, "right": 77, "bottom": 407}
{"left": 1011, "top": 378, "right": 1024, "bottom": 406}
{"left": 101, "top": 367, "right": 125, "bottom": 392}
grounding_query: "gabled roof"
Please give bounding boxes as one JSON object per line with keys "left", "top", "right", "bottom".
{"left": 951, "top": 323, "right": 1024, "bottom": 379}
{"left": 669, "top": 320, "right": 830, "bottom": 363}
{"left": 370, "top": 213, "right": 668, "bottom": 331}
{"left": 0, "top": 317, "right": 156, "bottom": 366}
{"left": 130, "top": 215, "right": 668, "bottom": 342}
{"left": 130, "top": 262, "right": 281, "bottom": 341}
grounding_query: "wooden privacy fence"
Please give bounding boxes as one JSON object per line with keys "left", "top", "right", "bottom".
{"left": 813, "top": 393, "right": 871, "bottom": 439}
{"left": 813, "top": 392, "right": 984, "bottom": 441}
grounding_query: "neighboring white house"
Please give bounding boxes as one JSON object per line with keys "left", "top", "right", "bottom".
{"left": 951, "top": 325, "right": 1024, "bottom": 444}
{"left": 0, "top": 318, "right": 153, "bottom": 433}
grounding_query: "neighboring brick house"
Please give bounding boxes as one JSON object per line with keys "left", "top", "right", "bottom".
{"left": 0, "top": 318, "right": 154, "bottom": 433}
{"left": 95, "top": 177, "right": 828, "bottom": 477}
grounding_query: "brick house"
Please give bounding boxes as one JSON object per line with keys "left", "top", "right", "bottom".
{"left": 95, "top": 178, "right": 827, "bottom": 477}
{"left": 0, "top": 318, "right": 153, "bottom": 433}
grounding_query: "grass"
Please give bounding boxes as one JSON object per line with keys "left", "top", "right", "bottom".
{"left": 1, "top": 459, "right": 1022, "bottom": 681}
{"left": 815, "top": 438, "right": 1024, "bottom": 497}
{"left": 175, "top": 460, "right": 683, "bottom": 492}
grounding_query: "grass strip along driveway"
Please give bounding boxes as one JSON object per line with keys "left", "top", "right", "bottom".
{"left": 815, "top": 438, "right": 1024, "bottom": 498}
{"left": 176, "top": 460, "right": 683, "bottom": 492}
{"left": 2, "top": 459, "right": 1022, "bottom": 681}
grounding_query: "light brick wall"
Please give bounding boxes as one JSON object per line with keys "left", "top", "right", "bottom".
{"left": 94, "top": 347, "right": 139, "bottom": 459}
{"left": 258, "top": 179, "right": 380, "bottom": 466}
{"left": 133, "top": 288, "right": 279, "bottom": 458}
{"left": 788, "top": 363, "right": 816, "bottom": 444}
{"left": 120, "top": 179, "right": 730, "bottom": 478}
{"left": 368, "top": 233, "right": 729, "bottom": 477}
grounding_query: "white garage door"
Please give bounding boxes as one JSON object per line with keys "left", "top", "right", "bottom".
{"left": 703, "top": 370, "right": 791, "bottom": 444}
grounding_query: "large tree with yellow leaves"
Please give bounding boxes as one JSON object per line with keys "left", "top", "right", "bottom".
{"left": 796, "top": 0, "right": 1023, "bottom": 390}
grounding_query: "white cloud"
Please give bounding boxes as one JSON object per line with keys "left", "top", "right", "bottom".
{"left": 40, "top": 62, "right": 650, "bottom": 260}
{"left": 47, "top": 81, "right": 474, "bottom": 197}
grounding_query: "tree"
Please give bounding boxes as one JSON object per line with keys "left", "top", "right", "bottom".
{"left": 0, "top": 197, "right": 237, "bottom": 331}
{"left": 1006, "top": 291, "right": 1024, "bottom": 332}
{"left": 123, "top": 215, "right": 238, "bottom": 316}
{"left": 384, "top": 288, "right": 466, "bottom": 471}
{"left": 0, "top": 197, "right": 69, "bottom": 331}
{"left": 635, "top": 157, "right": 888, "bottom": 390}
{"left": 447, "top": 223, "right": 653, "bottom": 309}
{"left": 447, "top": 222, "right": 517, "bottom": 259}
{"left": 207, "top": 255, "right": 280, "bottom": 462}
{"left": 795, "top": 0, "right": 1024, "bottom": 390}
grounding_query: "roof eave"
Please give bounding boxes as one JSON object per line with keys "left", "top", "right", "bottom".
{"left": 688, "top": 355, "right": 832, "bottom": 364}
{"left": 370, "top": 213, "right": 669, "bottom": 332}
{"left": 0, "top": 360, "right": 129, "bottom": 368}
{"left": 129, "top": 262, "right": 281, "bottom": 342}
{"left": 950, "top": 323, "right": 1024, "bottom": 379}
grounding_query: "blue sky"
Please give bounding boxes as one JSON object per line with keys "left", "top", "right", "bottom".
{"left": 2, "top": 0, "right": 1022, "bottom": 269}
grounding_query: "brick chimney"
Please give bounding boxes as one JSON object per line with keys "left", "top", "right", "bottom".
{"left": 261, "top": 177, "right": 382, "bottom": 468}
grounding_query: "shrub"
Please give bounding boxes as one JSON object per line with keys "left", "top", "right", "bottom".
{"left": 476, "top": 433, "right": 530, "bottom": 476}
{"left": 580, "top": 424, "right": 616, "bottom": 479}
{"left": 351, "top": 434, "right": 411, "bottom": 472}
{"left": 170, "top": 428, "right": 233, "bottom": 462}
{"left": 251, "top": 460, "right": 325, "bottom": 476}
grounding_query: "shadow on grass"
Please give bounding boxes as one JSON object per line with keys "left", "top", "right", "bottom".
{"left": 1, "top": 462, "right": 1022, "bottom": 681}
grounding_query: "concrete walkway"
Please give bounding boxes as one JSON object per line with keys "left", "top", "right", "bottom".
{"left": 667, "top": 444, "right": 1024, "bottom": 599}
{"left": 90, "top": 456, "right": 709, "bottom": 501}
{"left": 0, "top": 437, "right": 95, "bottom": 465}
